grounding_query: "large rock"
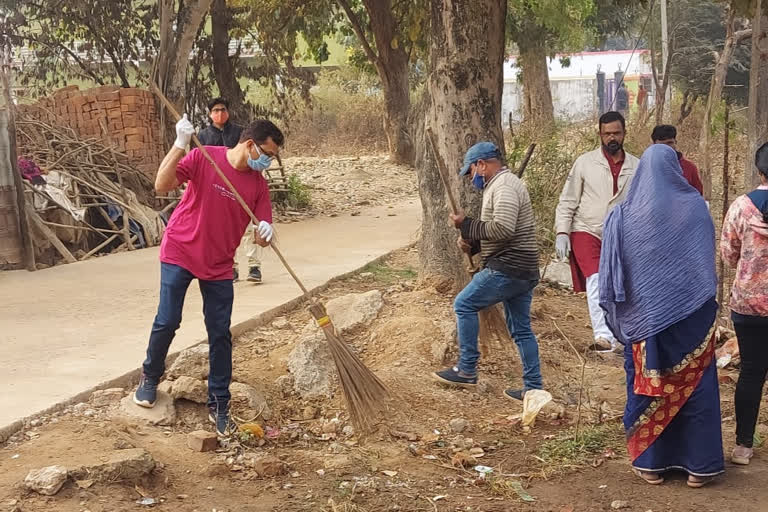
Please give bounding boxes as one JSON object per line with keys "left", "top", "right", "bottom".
{"left": 325, "top": 290, "right": 384, "bottom": 334}
{"left": 541, "top": 261, "right": 573, "bottom": 288}
{"left": 70, "top": 448, "right": 155, "bottom": 483}
{"left": 287, "top": 331, "right": 334, "bottom": 399}
{"left": 170, "top": 376, "right": 208, "bottom": 404}
{"left": 117, "top": 392, "right": 176, "bottom": 426}
{"left": 168, "top": 344, "right": 209, "bottom": 380}
{"left": 24, "top": 465, "right": 68, "bottom": 495}
{"left": 230, "top": 382, "right": 272, "bottom": 421}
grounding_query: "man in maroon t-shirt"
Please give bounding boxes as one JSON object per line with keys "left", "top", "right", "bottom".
{"left": 133, "top": 115, "right": 284, "bottom": 437}
{"left": 651, "top": 125, "right": 704, "bottom": 195}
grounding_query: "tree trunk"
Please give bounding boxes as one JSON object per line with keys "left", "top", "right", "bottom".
{"left": 211, "top": 0, "right": 249, "bottom": 123}
{"left": 338, "top": 0, "right": 414, "bottom": 164}
{"left": 518, "top": 35, "right": 554, "bottom": 127}
{"left": 155, "top": 0, "right": 213, "bottom": 110}
{"left": 414, "top": 0, "right": 507, "bottom": 287}
{"left": 747, "top": 0, "right": 768, "bottom": 191}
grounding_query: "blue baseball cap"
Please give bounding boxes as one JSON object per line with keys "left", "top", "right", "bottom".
{"left": 459, "top": 141, "right": 502, "bottom": 176}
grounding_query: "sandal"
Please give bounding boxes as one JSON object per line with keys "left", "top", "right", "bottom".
{"left": 632, "top": 468, "right": 664, "bottom": 485}
{"left": 687, "top": 475, "right": 714, "bottom": 488}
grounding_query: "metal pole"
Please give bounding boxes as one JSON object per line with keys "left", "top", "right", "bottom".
{"left": 660, "top": 0, "right": 670, "bottom": 111}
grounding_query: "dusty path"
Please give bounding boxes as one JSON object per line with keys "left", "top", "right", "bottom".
{"left": 0, "top": 199, "right": 420, "bottom": 427}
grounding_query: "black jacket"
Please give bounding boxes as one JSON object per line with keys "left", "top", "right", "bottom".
{"left": 197, "top": 121, "right": 243, "bottom": 148}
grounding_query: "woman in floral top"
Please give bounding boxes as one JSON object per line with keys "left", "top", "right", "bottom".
{"left": 721, "top": 142, "right": 768, "bottom": 467}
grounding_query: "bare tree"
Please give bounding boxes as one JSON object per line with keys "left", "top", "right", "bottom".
{"left": 747, "top": 0, "right": 768, "bottom": 190}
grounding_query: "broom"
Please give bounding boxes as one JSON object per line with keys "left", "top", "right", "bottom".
{"left": 425, "top": 128, "right": 511, "bottom": 356}
{"left": 150, "top": 83, "right": 390, "bottom": 433}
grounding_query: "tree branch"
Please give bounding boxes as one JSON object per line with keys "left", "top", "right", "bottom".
{"left": 735, "top": 28, "right": 753, "bottom": 43}
{"left": 336, "top": 0, "right": 379, "bottom": 67}
{"left": 23, "top": 34, "right": 105, "bottom": 85}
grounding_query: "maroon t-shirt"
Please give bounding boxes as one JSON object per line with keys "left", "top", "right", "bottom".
{"left": 602, "top": 148, "right": 625, "bottom": 195}
{"left": 160, "top": 146, "right": 272, "bottom": 281}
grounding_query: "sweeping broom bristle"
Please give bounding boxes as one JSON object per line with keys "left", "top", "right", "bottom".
{"left": 309, "top": 303, "right": 390, "bottom": 434}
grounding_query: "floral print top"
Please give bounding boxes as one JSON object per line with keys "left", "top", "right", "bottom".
{"left": 721, "top": 187, "right": 768, "bottom": 317}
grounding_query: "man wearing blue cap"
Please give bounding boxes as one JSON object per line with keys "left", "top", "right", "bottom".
{"left": 432, "top": 142, "right": 543, "bottom": 400}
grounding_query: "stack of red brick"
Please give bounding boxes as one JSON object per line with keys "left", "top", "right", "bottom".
{"left": 18, "top": 85, "right": 166, "bottom": 179}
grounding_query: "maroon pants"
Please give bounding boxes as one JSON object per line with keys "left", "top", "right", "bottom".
{"left": 569, "top": 232, "right": 601, "bottom": 293}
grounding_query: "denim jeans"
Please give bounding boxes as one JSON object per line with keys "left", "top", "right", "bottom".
{"left": 454, "top": 267, "right": 542, "bottom": 390}
{"left": 142, "top": 263, "right": 234, "bottom": 409}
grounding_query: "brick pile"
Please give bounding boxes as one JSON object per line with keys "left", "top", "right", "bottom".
{"left": 18, "top": 85, "right": 166, "bottom": 179}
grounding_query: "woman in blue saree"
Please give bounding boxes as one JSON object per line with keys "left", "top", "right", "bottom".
{"left": 599, "top": 144, "right": 724, "bottom": 487}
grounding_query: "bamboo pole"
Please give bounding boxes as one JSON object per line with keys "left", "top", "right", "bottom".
{"left": 80, "top": 234, "right": 119, "bottom": 260}
{"left": 25, "top": 204, "right": 77, "bottom": 263}
{"left": 718, "top": 103, "right": 731, "bottom": 309}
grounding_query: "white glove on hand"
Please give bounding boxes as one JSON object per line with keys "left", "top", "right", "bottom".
{"left": 257, "top": 220, "right": 273, "bottom": 243}
{"left": 555, "top": 233, "right": 571, "bottom": 261}
{"left": 174, "top": 113, "right": 195, "bottom": 150}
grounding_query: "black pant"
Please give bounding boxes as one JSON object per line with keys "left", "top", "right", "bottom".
{"left": 734, "top": 311, "right": 768, "bottom": 448}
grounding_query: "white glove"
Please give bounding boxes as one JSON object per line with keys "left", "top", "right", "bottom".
{"left": 174, "top": 113, "right": 195, "bottom": 150}
{"left": 555, "top": 233, "right": 571, "bottom": 261}
{"left": 257, "top": 220, "right": 273, "bottom": 243}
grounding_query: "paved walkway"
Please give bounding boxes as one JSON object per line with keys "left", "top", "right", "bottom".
{"left": 0, "top": 200, "right": 421, "bottom": 426}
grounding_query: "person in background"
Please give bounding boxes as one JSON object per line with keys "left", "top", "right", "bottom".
{"left": 600, "top": 144, "right": 723, "bottom": 488}
{"left": 133, "top": 115, "right": 282, "bottom": 437}
{"left": 721, "top": 142, "right": 768, "bottom": 466}
{"left": 432, "top": 142, "right": 542, "bottom": 401}
{"left": 637, "top": 83, "right": 648, "bottom": 121}
{"left": 651, "top": 125, "right": 704, "bottom": 196}
{"left": 554, "top": 111, "right": 638, "bottom": 352}
{"left": 615, "top": 83, "right": 629, "bottom": 119}
{"left": 198, "top": 97, "right": 264, "bottom": 284}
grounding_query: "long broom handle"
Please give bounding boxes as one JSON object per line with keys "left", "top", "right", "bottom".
{"left": 149, "top": 82, "right": 311, "bottom": 296}
{"left": 425, "top": 128, "right": 477, "bottom": 270}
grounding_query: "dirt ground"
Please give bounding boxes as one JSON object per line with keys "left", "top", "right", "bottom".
{"left": 2, "top": 248, "right": 766, "bottom": 512}
{"left": 273, "top": 155, "right": 415, "bottom": 222}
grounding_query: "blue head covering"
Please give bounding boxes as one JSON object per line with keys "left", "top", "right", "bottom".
{"left": 598, "top": 144, "right": 717, "bottom": 343}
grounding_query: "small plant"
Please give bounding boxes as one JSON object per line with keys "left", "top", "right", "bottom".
{"left": 272, "top": 174, "right": 311, "bottom": 210}
{"left": 538, "top": 423, "right": 623, "bottom": 468}
{"left": 359, "top": 262, "right": 417, "bottom": 283}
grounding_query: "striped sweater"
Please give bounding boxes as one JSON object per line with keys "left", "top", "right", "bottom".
{"left": 460, "top": 169, "right": 540, "bottom": 281}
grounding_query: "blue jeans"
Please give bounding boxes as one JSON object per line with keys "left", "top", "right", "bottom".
{"left": 454, "top": 268, "right": 542, "bottom": 390}
{"left": 142, "top": 263, "right": 234, "bottom": 409}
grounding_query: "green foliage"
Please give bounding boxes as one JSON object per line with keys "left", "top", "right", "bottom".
{"left": 507, "top": 0, "right": 596, "bottom": 55}
{"left": 272, "top": 174, "right": 312, "bottom": 210}
{"left": 538, "top": 423, "right": 624, "bottom": 467}
{"left": 359, "top": 261, "right": 417, "bottom": 283}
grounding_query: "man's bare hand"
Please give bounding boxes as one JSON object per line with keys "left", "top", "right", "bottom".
{"left": 457, "top": 235, "right": 471, "bottom": 254}
{"left": 450, "top": 210, "right": 466, "bottom": 229}
{"left": 253, "top": 232, "right": 271, "bottom": 248}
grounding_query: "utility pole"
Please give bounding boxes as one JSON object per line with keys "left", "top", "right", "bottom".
{"left": 660, "top": 0, "right": 670, "bottom": 118}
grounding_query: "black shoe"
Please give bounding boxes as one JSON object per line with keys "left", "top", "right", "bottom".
{"left": 503, "top": 388, "right": 525, "bottom": 401}
{"left": 133, "top": 374, "right": 159, "bottom": 408}
{"left": 431, "top": 366, "right": 478, "bottom": 388}
{"left": 233, "top": 267, "right": 239, "bottom": 282}
{"left": 209, "top": 404, "right": 237, "bottom": 437}
{"left": 247, "top": 266, "right": 262, "bottom": 283}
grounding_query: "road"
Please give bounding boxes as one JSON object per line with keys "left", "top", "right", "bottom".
{"left": 0, "top": 200, "right": 421, "bottom": 426}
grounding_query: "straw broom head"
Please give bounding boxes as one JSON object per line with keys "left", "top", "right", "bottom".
{"left": 308, "top": 302, "right": 391, "bottom": 434}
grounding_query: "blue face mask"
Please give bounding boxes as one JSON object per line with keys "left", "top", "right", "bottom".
{"left": 247, "top": 145, "right": 272, "bottom": 172}
{"left": 472, "top": 173, "right": 485, "bottom": 190}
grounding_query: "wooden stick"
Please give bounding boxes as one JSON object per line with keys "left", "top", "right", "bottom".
{"left": 40, "top": 221, "right": 121, "bottom": 235}
{"left": 718, "top": 102, "right": 731, "bottom": 309}
{"left": 80, "top": 234, "right": 119, "bottom": 260}
{"left": 515, "top": 143, "right": 537, "bottom": 178}
{"left": 149, "top": 81, "right": 311, "bottom": 296}
{"left": 25, "top": 204, "right": 77, "bottom": 263}
{"left": 425, "top": 127, "right": 477, "bottom": 272}
{"left": 96, "top": 206, "right": 121, "bottom": 231}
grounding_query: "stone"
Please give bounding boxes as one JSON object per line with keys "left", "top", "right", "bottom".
{"left": 187, "top": 430, "right": 218, "bottom": 452}
{"left": 230, "top": 382, "right": 271, "bottom": 421}
{"left": 70, "top": 448, "right": 155, "bottom": 483}
{"left": 90, "top": 388, "right": 124, "bottom": 407}
{"left": 24, "top": 465, "right": 68, "bottom": 495}
{"left": 449, "top": 418, "right": 469, "bottom": 434}
{"left": 117, "top": 392, "right": 176, "bottom": 426}
{"left": 170, "top": 376, "right": 208, "bottom": 404}
{"left": 541, "top": 261, "right": 573, "bottom": 289}
{"left": 251, "top": 455, "right": 287, "bottom": 478}
{"left": 288, "top": 330, "right": 334, "bottom": 398}
{"left": 324, "top": 455, "right": 352, "bottom": 470}
{"left": 430, "top": 340, "right": 450, "bottom": 365}
{"left": 157, "top": 380, "right": 173, "bottom": 395}
{"left": 272, "top": 317, "right": 290, "bottom": 329}
{"left": 275, "top": 375, "right": 295, "bottom": 398}
{"left": 167, "top": 344, "right": 209, "bottom": 380}
{"left": 611, "top": 501, "right": 629, "bottom": 510}
{"left": 325, "top": 290, "right": 384, "bottom": 334}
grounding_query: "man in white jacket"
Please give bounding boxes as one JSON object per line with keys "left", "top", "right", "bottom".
{"left": 554, "top": 111, "right": 638, "bottom": 352}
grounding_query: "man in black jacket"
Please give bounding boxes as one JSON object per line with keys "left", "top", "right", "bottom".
{"left": 198, "top": 98, "right": 243, "bottom": 148}
{"left": 197, "top": 98, "right": 264, "bottom": 284}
